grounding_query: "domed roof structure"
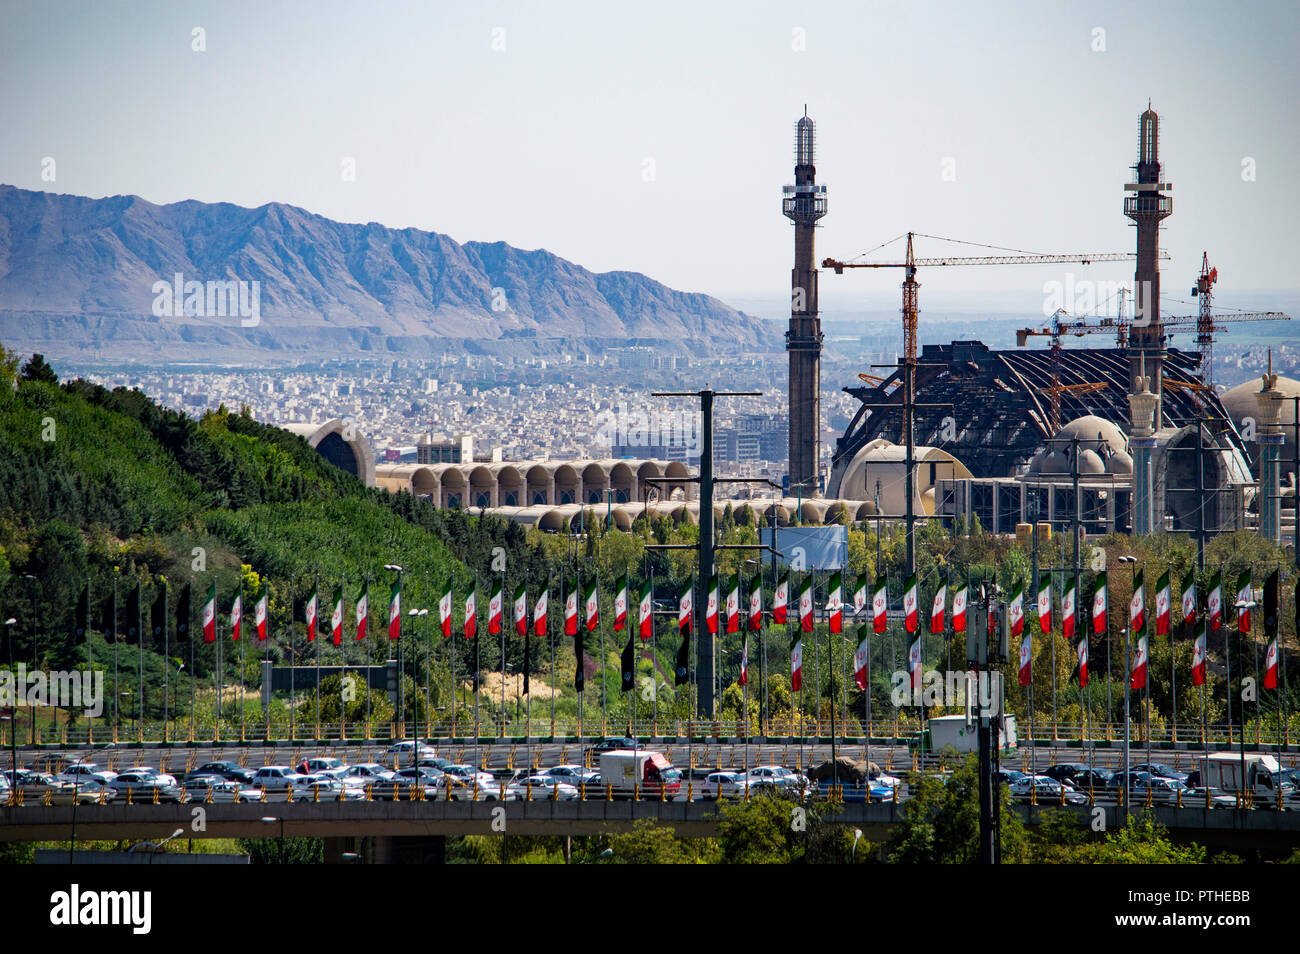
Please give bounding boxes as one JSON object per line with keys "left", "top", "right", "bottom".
{"left": 1028, "top": 415, "right": 1130, "bottom": 475}
{"left": 1220, "top": 375, "right": 1300, "bottom": 478}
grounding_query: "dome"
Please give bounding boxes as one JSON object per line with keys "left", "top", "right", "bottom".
{"left": 1221, "top": 375, "right": 1300, "bottom": 479}
{"left": 1105, "top": 448, "right": 1133, "bottom": 475}
{"left": 1053, "top": 415, "right": 1129, "bottom": 457}
{"left": 1078, "top": 449, "right": 1105, "bottom": 475}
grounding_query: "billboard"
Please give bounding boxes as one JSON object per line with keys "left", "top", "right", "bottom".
{"left": 759, "top": 525, "right": 848, "bottom": 571}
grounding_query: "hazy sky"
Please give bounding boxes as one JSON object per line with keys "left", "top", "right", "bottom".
{"left": 2, "top": 0, "right": 1296, "bottom": 313}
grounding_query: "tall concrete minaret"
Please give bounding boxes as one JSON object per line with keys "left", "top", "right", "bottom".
{"left": 783, "top": 109, "right": 828, "bottom": 495}
{"left": 1124, "top": 105, "right": 1173, "bottom": 426}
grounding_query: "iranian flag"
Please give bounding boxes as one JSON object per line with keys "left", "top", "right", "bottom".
{"left": 773, "top": 570, "right": 789, "bottom": 624}
{"left": 305, "top": 583, "right": 318, "bottom": 642}
{"left": 230, "top": 590, "right": 243, "bottom": 642}
{"left": 930, "top": 577, "right": 946, "bottom": 635}
{"left": 1076, "top": 637, "right": 1088, "bottom": 688}
{"left": 254, "top": 584, "right": 269, "bottom": 641}
{"left": 463, "top": 588, "right": 477, "bottom": 639}
{"left": 826, "top": 570, "right": 843, "bottom": 634}
{"left": 872, "top": 578, "right": 888, "bottom": 634}
{"left": 564, "top": 583, "right": 578, "bottom": 636}
{"left": 1191, "top": 620, "right": 1207, "bottom": 686}
{"left": 584, "top": 576, "right": 599, "bottom": 632}
{"left": 1207, "top": 571, "right": 1223, "bottom": 631}
{"left": 902, "top": 572, "right": 918, "bottom": 633}
{"left": 1235, "top": 571, "right": 1252, "bottom": 630}
{"left": 388, "top": 579, "right": 401, "bottom": 640}
{"left": 514, "top": 583, "right": 527, "bottom": 636}
{"left": 488, "top": 578, "right": 503, "bottom": 635}
{"left": 747, "top": 582, "right": 762, "bottom": 633}
{"left": 330, "top": 586, "right": 344, "bottom": 646}
{"left": 1129, "top": 569, "right": 1145, "bottom": 634}
{"left": 705, "top": 573, "right": 719, "bottom": 635}
{"left": 1181, "top": 570, "right": 1197, "bottom": 627}
{"left": 853, "top": 626, "right": 870, "bottom": 690}
{"left": 354, "top": 585, "right": 368, "bottom": 640}
{"left": 638, "top": 580, "right": 653, "bottom": 640}
{"left": 790, "top": 636, "right": 804, "bottom": 692}
{"left": 1092, "top": 571, "right": 1108, "bottom": 634}
{"left": 853, "top": 576, "right": 868, "bottom": 617}
{"left": 1130, "top": 625, "right": 1148, "bottom": 689}
{"left": 952, "top": 581, "right": 968, "bottom": 633}
{"left": 798, "top": 575, "right": 814, "bottom": 633}
{"left": 1264, "top": 569, "right": 1279, "bottom": 689}
{"left": 438, "top": 581, "right": 453, "bottom": 638}
{"left": 533, "top": 587, "right": 549, "bottom": 637}
{"left": 1017, "top": 629, "right": 1032, "bottom": 687}
{"left": 1009, "top": 579, "right": 1025, "bottom": 637}
{"left": 1154, "top": 570, "right": 1171, "bottom": 635}
{"left": 1061, "top": 576, "right": 1076, "bottom": 640}
{"left": 725, "top": 574, "right": 740, "bottom": 634}
{"left": 739, "top": 638, "right": 748, "bottom": 687}
{"left": 613, "top": 574, "right": 628, "bottom": 632}
{"left": 678, "top": 576, "right": 694, "bottom": 634}
{"left": 1264, "top": 638, "right": 1279, "bottom": 690}
{"left": 907, "top": 634, "right": 923, "bottom": 691}
{"left": 202, "top": 582, "right": 217, "bottom": 643}
{"left": 1036, "top": 573, "right": 1051, "bottom": 634}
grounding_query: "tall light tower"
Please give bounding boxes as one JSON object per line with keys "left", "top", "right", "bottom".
{"left": 1124, "top": 105, "right": 1173, "bottom": 422}
{"left": 783, "top": 108, "right": 828, "bottom": 496}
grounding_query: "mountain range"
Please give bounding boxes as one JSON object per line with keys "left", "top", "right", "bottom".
{"left": 0, "top": 184, "right": 773, "bottom": 362}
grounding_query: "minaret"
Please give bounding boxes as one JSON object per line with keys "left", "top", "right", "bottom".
{"left": 1129, "top": 355, "right": 1159, "bottom": 535}
{"left": 783, "top": 109, "right": 828, "bottom": 496}
{"left": 1124, "top": 105, "right": 1173, "bottom": 425}
{"left": 1256, "top": 352, "right": 1285, "bottom": 544}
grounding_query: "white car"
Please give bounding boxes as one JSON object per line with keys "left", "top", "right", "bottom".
{"left": 58, "top": 763, "right": 118, "bottom": 786}
{"left": 338, "top": 763, "right": 396, "bottom": 785}
{"left": 251, "top": 766, "right": 308, "bottom": 791}
{"left": 442, "top": 766, "right": 509, "bottom": 800}
{"left": 386, "top": 741, "right": 438, "bottom": 760}
{"left": 741, "top": 766, "right": 810, "bottom": 793}
{"left": 296, "top": 774, "right": 367, "bottom": 801}
{"left": 126, "top": 766, "right": 179, "bottom": 787}
{"left": 539, "top": 765, "right": 600, "bottom": 789}
{"left": 183, "top": 778, "right": 258, "bottom": 803}
{"left": 507, "top": 775, "right": 579, "bottom": 801}
{"left": 699, "top": 771, "right": 746, "bottom": 799}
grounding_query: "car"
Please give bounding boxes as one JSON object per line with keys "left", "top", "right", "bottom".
{"left": 186, "top": 761, "right": 254, "bottom": 785}
{"left": 699, "top": 771, "right": 745, "bottom": 799}
{"left": 585, "top": 737, "right": 638, "bottom": 759}
{"left": 417, "top": 757, "right": 455, "bottom": 773}
{"left": 1072, "top": 768, "right": 1114, "bottom": 791}
{"left": 821, "top": 779, "right": 896, "bottom": 803}
{"left": 1188, "top": 786, "right": 1239, "bottom": 808}
{"left": 1129, "top": 775, "right": 1190, "bottom": 803}
{"left": 386, "top": 741, "right": 438, "bottom": 761}
{"left": 339, "top": 763, "right": 396, "bottom": 785}
{"left": 1107, "top": 770, "right": 1153, "bottom": 790}
{"left": 442, "top": 766, "right": 509, "bottom": 800}
{"left": 184, "top": 778, "right": 258, "bottom": 803}
{"left": 1041, "top": 763, "right": 1091, "bottom": 785}
{"left": 297, "top": 757, "right": 347, "bottom": 776}
{"left": 506, "top": 775, "right": 579, "bottom": 801}
{"left": 109, "top": 772, "right": 185, "bottom": 803}
{"left": 125, "top": 766, "right": 179, "bottom": 787}
{"left": 994, "top": 769, "right": 1027, "bottom": 787}
{"left": 251, "top": 766, "right": 308, "bottom": 791}
{"left": 536, "top": 764, "right": 600, "bottom": 789}
{"left": 296, "top": 774, "right": 368, "bottom": 801}
{"left": 1008, "top": 775, "right": 1088, "bottom": 805}
{"left": 1133, "top": 762, "right": 1190, "bottom": 783}
{"left": 741, "top": 766, "right": 810, "bottom": 794}
{"left": 57, "top": 763, "right": 118, "bottom": 786}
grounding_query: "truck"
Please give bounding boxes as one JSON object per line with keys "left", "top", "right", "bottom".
{"left": 597, "top": 750, "right": 682, "bottom": 799}
{"left": 1198, "top": 753, "right": 1291, "bottom": 801}
{"left": 913, "top": 714, "right": 1018, "bottom": 755}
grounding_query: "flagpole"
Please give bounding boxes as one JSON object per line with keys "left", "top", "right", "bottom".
{"left": 474, "top": 573, "right": 481, "bottom": 764}
{"left": 499, "top": 567, "right": 506, "bottom": 738}
{"left": 548, "top": 573, "right": 555, "bottom": 740}
{"left": 598, "top": 567, "right": 607, "bottom": 737}
{"left": 424, "top": 569, "right": 431, "bottom": 744}
{"left": 450, "top": 577, "right": 457, "bottom": 737}
{"left": 189, "top": 578, "right": 196, "bottom": 743}
{"left": 314, "top": 574, "right": 320, "bottom": 737}
{"left": 162, "top": 579, "right": 169, "bottom": 735}
{"left": 136, "top": 582, "right": 144, "bottom": 736}
{"left": 271, "top": 580, "right": 278, "bottom": 741}
{"left": 112, "top": 574, "right": 119, "bottom": 732}
{"left": 1169, "top": 562, "right": 1176, "bottom": 744}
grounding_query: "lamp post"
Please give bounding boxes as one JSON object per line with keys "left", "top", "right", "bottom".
{"left": 5, "top": 618, "right": 18, "bottom": 784}
{"left": 1234, "top": 595, "right": 1256, "bottom": 808}
{"left": 408, "top": 606, "right": 428, "bottom": 785}
{"left": 384, "top": 566, "right": 403, "bottom": 737}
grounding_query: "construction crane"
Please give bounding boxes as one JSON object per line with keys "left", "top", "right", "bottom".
{"left": 1013, "top": 309, "right": 1110, "bottom": 432}
{"left": 1192, "top": 252, "right": 1218, "bottom": 382}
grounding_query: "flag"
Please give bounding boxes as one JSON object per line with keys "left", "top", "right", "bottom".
{"left": 853, "top": 626, "right": 870, "bottom": 690}
{"left": 305, "top": 583, "right": 318, "bottom": 642}
{"left": 907, "top": 634, "right": 922, "bottom": 691}
{"left": 930, "top": 576, "right": 946, "bottom": 635}
{"left": 514, "top": 582, "right": 527, "bottom": 636}
{"left": 1180, "top": 570, "right": 1196, "bottom": 627}
{"left": 725, "top": 574, "right": 740, "bottom": 633}
{"left": 533, "top": 587, "right": 549, "bottom": 637}
{"left": 1130, "top": 624, "right": 1148, "bottom": 689}
{"left": 439, "top": 581, "right": 453, "bottom": 638}
{"left": 903, "top": 572, "right": 919, "bottom": 633}
{"left": 1207, "top": 571, "right": 1223, "bottom": 631}
{"left": 872, "top": 577, "right": 888, "bottom": 634}
{"left": 705, "top": 573, "right": 719, "bottom": 635}
{"left": 1235, "top": 570, "right": 1252, "bottom": 630}
{"left": 1154, "top": 570, "right": 1171, "bottom": 636}
{"left": 463, "top": 588, "right": 476, "bottom": 639}
{"left": 387, "top": 579, "right": 401, "bottom": 640}
{"left": 1017, "top": 628, "right": 1032, "bottom": 687}
{"left": 747, "top": 581, "right": 762, "bottom": 633}
{"left": 638, "top": 580, "right": 653, "bottom": 639}
{"left": 1092, "top": 571, "right": 1107, "bottom": 635}
{"left": 1036, "top": 573, "right": 1051, "bottom": 634}
{"left": 74, "top": 583, "right": 89, "bottom": 642}
{"left": 175, "top": 583, "right": 191, "bottom": 642}
{"left": 1009, "top": 579, "right": 1025, "bottom": 637}
{"left": 522, "top": 619, "right": 531, "bottom": 696}
{"left": 952, "top": 581, "right": 968, "bottom": 633}
{"left": 488, "top": 578, "right": 503, "bottom": 635}
{"left": 564, "top": 582, "right": 578, "bottom": 636}
{"left": 354, "top": 585, "right": 367, "bottom": 641}
{"left": 674, "top": 627, "right": 690, "bottom": 686}
{"left": 1264, "top": 569, "right": 1279, "bottom": 689}
{"left": 620, "top": 632, "right": 635, "bottom": 692}
{"left": 254, "top": 584, "right": 268, "bottom": 641}
{"left": 230, "top": 589, "right": 243, "bottom": 642}
{"left": 798, "top": 575, "right": 814, "bottom": 633}
{"left": 1129, "top": 569, "right": 1145, "bottom": 634}
{"left": 1191, "top": 620, "right": 1207, "bottom": 686}
{"left": 1264, "top": 638, "right": 1279, "bottom": 690}
{"left": 678, "top": 576, "right": 693, "bottom": 634}
{"left": 330, "top": 586, "right": 344, "bottom": 646}
{"left": 773, "top": 570, "right": 789, "bottom": 625}
{"left": 151, "top": 585, "right": 167, "bottom": 641}
{"left": 200, "top": 582, "right": 215, "bottom": 642}
{"left": 1061, "top": 576, "right": 1076, "bottom": 640}
{"left": 738, "top": 638, "right": 748, "bottom": 687}
{"left": 853, "top": 576, "right": 868, "bottom": 616}
{"left": 1076, "top": 637, "right": 1088, "bottom": 688}
{"left": 125, "top": 582, "right": 141, "bottom": 643}
{"left": 790, "top": 636, "right": 804, "bottom": 691}
{"left": 613, "top": 573, "right": 628, "bottom": 632}
{"left": 584, "top": 576, "right": 599, "bottom": 632}
{"left": 826, "top": 570, "right": 843, "bottom": 634}
{"left": 100, "top": 589, "right": 117, "bottom": 641}
{"left": 574, "top": 622, "right": 585, "bottom": 693}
